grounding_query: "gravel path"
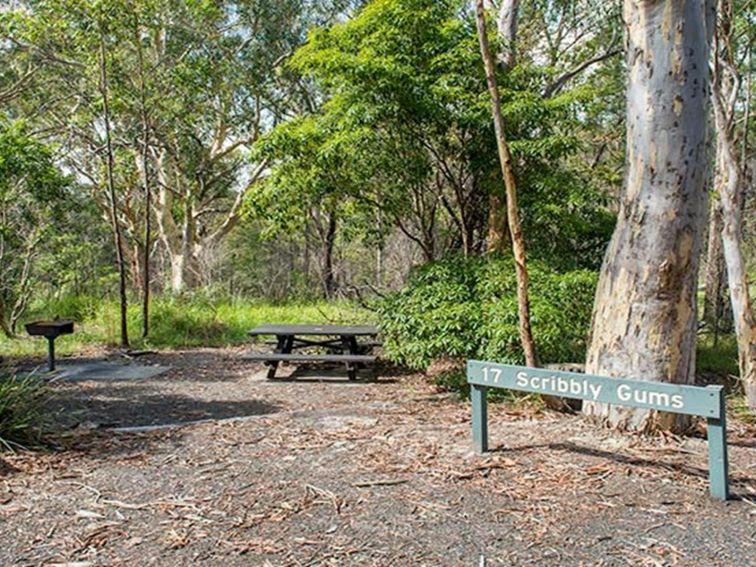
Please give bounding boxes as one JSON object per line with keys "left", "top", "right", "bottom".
{"left": 1, "top": 348, "right": 754, "bottom": 566}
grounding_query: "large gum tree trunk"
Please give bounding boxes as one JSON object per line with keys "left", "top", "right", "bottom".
{"left": 584, "top": 0, "right": 713, "bottom": 432}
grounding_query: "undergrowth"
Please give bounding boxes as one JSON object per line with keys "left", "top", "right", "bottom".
{"left": 0, "top": 370, "right": 49, "bottom": 450}
{"left": 376, "top": 255, "right": 597, "bottom": 369}
{"left": 0, "top": 295, "right": 372, "bottom": 357}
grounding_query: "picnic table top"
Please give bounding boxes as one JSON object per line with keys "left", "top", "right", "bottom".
{"left": 248, "top": 324, "right": 378, "bottom": 337}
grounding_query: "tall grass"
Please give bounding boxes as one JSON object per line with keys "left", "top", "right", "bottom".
{"left": 696, "top": 333, "right": 740, "bottom": 379}
{"left": 0, "top": 370, "right": 49, "bottom": 449}
{"left": 0, "top": 294, "right": 374, "bottom": 357}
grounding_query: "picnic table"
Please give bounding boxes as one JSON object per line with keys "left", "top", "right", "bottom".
{"left": 246, "top": 324, "right": 379, "bottom": 380}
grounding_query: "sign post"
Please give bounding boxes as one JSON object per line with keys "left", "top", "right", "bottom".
{"left": 471, "top": 384, "right": 489, "bottom": 453}
{"left": 468, "top": 361, "right": 729, "bottom": 500}
{"left": 706, "top": 390, "right": 729, "bottom": 501}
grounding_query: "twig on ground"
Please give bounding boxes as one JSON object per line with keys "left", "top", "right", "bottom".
{"left": 352, "top": 478, "right": 409, "bottom": 488}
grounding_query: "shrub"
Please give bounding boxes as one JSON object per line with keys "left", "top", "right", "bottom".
{"left": 376, "top": 255, "right": 597, "bottom": 369}
{"left": 0, "top": 370, "right": 49, "bottom": 449}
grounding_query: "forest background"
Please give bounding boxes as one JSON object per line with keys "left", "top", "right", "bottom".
{"left": 0, "top": 0, "right": 754, "bottom": 416}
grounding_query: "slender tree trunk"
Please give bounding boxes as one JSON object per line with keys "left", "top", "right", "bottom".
{"left": 135, "top": 16, "right": 152, "bottom": 338}
{"left": 584, "top": 0, "right": 714, "bottom": 432}
{"left": 303, "top": 218, "right": 312, "bottom": 288}
{"left": 99, "top": 31, "right": 129, "bottom": 349}
{"left": 141, "top": 137, "right": 152, "bottom": 336}
{"left": 484, "top": 0, "right": 519, "bottom": 254}
{"left": 714, "top": 132, "right": 756, "bottom": 408}
{"left": 321, "top": 214, "right": 337, "bottom": 299}
{"left": 376, "top": 247, "right": 384, "bottom": 287}
{"left": 375, "top": 210, "right": 385, "bottom": 286}
{"left": 475, "top": 1, "right": 542, "bottom": 375}
{"left": 711, "top": 13, "right": 756, "bottom": 407}
{"left": 703, "top": 190, "right": 732, "bottom": 338}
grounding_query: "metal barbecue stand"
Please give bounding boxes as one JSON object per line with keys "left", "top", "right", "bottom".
{"left": 25, "top": 320, "right": 74, "bottom": 371}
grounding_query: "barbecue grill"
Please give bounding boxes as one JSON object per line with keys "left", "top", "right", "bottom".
{"left": 25, "top": 320, "right": 74, "bottom": 371}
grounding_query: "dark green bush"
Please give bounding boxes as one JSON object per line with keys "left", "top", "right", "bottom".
{"left": 376, "top": 255, "right": 597, "bottom": 369}
{"left": 0, "top": 370, "right": 49, "bottom": 449}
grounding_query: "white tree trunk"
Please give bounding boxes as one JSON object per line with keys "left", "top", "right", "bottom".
{"left": 150, "top": 149, "right": 196, "bottom": 293}
{"left": 711, "top": 0, "right": 756, "bottom": 409}
{"left": 711, "top": 56, "right": 756, "bottom": 408}
{"left": 715, "top": 136, "right": 756, "bottom": 408}
{"left": 496, "top": 0, "right": 520, "bottom": 69}
{"left": 584, "top": 0, "right": 714, "bottom": 432}
{"left": 703, "top": 192, "right": 731, "bottom": 333}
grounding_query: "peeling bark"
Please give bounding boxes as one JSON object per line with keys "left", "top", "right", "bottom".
{"left": 486, "top": 189, "right": 509, "bottom": 254}
{"left": 584, "top": 0, "right": 714, "bottom": 432}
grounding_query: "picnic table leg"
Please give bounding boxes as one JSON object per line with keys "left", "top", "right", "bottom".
{"left": 266, "top": 335, "right": 288, "bottom": 379}
{"left": 346, "top": 364, "right": 357, "bottom": 381}
{"left": 342, "top": 335, "right": 359, "bottom": 380}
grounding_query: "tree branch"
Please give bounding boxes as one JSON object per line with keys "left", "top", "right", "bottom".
{"left": 542, "top": 49, "right": 621, "bottom": 98}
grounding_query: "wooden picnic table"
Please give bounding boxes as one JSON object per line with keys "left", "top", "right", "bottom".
{"left": 246, "top": 324, "right": 379, "bottom": 380}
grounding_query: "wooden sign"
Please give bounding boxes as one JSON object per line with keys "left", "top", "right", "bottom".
{"left": 467, "top": 360, "right": 729, "bottom": 500}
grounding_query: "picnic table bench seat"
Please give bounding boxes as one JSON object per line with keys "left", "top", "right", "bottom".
{"left": 263, "top": 339, "right": 383, "bottom": 348}
{"left": 242, "top": 353, "right": 376, "bottom": 364}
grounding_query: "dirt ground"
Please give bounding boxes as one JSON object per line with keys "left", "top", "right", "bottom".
{"left": 1, "top": 348, "right": 755, "bottom": 566}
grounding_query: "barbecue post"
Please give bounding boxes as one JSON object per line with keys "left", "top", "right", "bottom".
{"left": 47, "top": 336, "right": 56, "bottom": 371}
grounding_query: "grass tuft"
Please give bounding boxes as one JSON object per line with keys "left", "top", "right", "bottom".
{"left": 0, "top": 369, "right": 50, "bottom": 450}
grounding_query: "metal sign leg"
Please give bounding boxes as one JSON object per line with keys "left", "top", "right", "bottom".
{"left": 471, "top": 384, "right": 489, "bottom": 454}
{"left": 707, "top": 391, "right": 729, "bottom": 501}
